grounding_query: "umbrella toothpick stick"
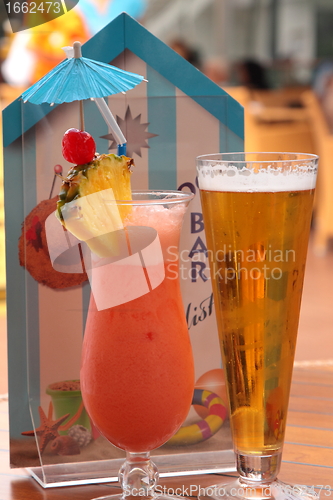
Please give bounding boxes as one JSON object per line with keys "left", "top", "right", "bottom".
{"left": 79, "top": 101, "right": 85, "bottom": 131}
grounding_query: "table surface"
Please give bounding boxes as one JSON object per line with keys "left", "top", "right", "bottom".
{"left": 0, "top": 368, "right": 332, "bottom": 500}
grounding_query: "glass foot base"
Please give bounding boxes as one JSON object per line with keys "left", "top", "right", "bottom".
{"left": 199, "top": 478, "right": 319, "bottom": 500}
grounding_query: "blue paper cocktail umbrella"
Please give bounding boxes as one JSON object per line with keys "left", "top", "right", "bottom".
{"left": 21, "top": 41, "right": 146, "bottom": 155}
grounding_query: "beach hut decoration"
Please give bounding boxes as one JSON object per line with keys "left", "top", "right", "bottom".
{"left": 3, "top": 13, "right": 243, "bottom": 487}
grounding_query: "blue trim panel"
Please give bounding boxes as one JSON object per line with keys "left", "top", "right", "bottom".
{"left": 147, "top": 66, "right": 177, "bottom": 189}
{"left": 21, "top": 121, "right": 40, "bottom": 410}
{"left": 3, "top": 101, "right": 54, "bottom": 149}
{"left": 5, "top": 132, "right": 37, "bottom": 438}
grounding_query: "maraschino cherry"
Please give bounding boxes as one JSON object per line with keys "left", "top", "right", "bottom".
{"left": 62, "top": 128, "right": 96, "bottom": 165}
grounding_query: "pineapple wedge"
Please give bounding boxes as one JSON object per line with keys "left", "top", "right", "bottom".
{"left": 57, "top": 154, "right": 133, "bottom": 257}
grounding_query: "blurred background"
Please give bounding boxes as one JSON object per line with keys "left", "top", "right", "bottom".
{"left": 1, "top": 0, "right": 333, "bottom": 93}
{"left": 1, "top": 0, "right": 333, "bottom": 395}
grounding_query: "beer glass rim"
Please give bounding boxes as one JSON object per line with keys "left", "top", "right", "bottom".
{"left": 114, "top": 190, "right": 194, "bottom": 205}
{"left": 196, "top": 152, "right": 319, "bottom": 164}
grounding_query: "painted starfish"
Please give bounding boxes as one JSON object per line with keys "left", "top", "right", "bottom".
{"left": 22, "top": 403, "right": 70, "bottom": 454}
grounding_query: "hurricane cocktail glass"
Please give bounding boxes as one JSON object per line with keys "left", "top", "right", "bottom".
{"left": 196, "top": 153, "right": 318, "bottom": 500}
{"left": 80, "top": 190, "right": 195, "bottom": 500}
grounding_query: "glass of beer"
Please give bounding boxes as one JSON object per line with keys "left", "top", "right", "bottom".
{"left": 196, "top": 153, "right": 318, "bottom": 500}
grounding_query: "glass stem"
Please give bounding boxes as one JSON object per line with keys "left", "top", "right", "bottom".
{"left": 236, "top": 451, "right": 282, "bottom": 483}
{"left": 118, "top": 451, "right": 158, "bottom": 498}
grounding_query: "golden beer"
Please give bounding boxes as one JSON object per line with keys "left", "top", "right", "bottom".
{"left": 200, "top": 188, "right": 315, "bottom": 455}
{"left": 197, "top": 153, "right": 318, "bottom": 497}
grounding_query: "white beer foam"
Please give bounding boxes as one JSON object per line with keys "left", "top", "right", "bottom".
{"left": 197, "top": 164, "right": 317, "bottom": 192}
